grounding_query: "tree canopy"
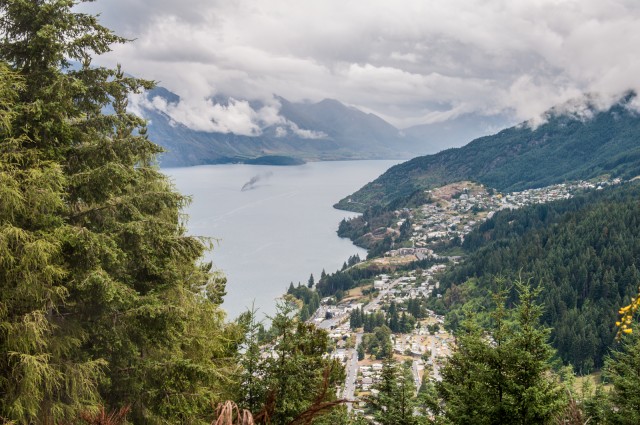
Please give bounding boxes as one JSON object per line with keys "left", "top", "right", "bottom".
{"left": 433, "top": 280, "right": 565, "bottom": 424}
{"left": 0, "top": 1, "right": 239, "bottom": 423}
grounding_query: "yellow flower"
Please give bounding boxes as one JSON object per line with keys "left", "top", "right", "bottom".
{"left": 624, "top": 329, "right": 633, "bottom": 334}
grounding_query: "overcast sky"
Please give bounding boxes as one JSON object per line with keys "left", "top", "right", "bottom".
{"left": 82, "top": 0, "right": 640, "bottom": 130}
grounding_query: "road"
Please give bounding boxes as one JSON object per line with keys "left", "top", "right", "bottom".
{"left": 412, "top": 360, "right": 421, "bottom": 393}
{"left": 343, "top": 332, "right": 362, "bottom": 412}
{"left": 363, "top": 277, "right": 402, "bottom": 312}
{"left": 314, "top": 278, "right": 404, "bottom": 408}
{"left": 430, "top": 337, "right": 442, "bottom": 382}
{"left": 318, "top": 311, "right": 343, "bottom": 330}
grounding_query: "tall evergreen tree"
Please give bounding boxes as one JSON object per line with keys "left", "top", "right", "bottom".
{"left": 434, "top": 280, "right": 565, "bottom": 424}
{"left": 368, "top": 360, "right": 419, "bottom": 425}
{"left": 604, "top": 333, "right": 640, "bottom": 424}
{"left": 0, "top": 1, "right": 239, "bottom": 423}
{"left": 236, "top": 307, "right": 267, "bottom": 415}
{"left": 251, "top": 302, "right": 345, "bottom": 424}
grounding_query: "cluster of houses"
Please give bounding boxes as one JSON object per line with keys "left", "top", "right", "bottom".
{"left": 407, "top": 178, "right": 620, "bottom": 247}
{"left": 501, "top": 178, "right": 621, "bottom": 208}
{"left": 348, "top": 318, "right": 453, "bottom": 397}
{"left": 357, "top": 363, "right": 384, "bottom": 392}
{"left": 309, "top": 177, "right": 622, "bottom": 408}
{"left": 408, "top": 182, "right": 502, "bottom": 247}
{"left": 313, "top": 267, "right": 454, "bottom": 402}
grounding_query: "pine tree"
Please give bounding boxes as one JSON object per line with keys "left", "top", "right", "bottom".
{"left": 236, "top": 307, "right": 267, "bottom": 415}
{"left": 255, "top": 302, "right": 345, "bottom": 424}
{"left": 388, "top": 301, "right": 400, "bottom": 332}
{"left": 300, "top": 305, "right": 310, "bottom": 322}
{"left": 0, "top": 1, "right": 239, "bottom": 422}
{"left": 434, "top": 279, "right": 565, "bottom": 424}
{"left": 436, "top": 317, "right": 494, "bottom": 424}
{"left": 506, "top": 281, "right": 565, "bottom": 423}
{"left": 368, "top": 360, "right": 419, "bottom": 425}
{"left": 308, "top": 273, "right": 315, "bottom": 288}
{"left": 0, "top": 55, "right": 104, "bottom": 425}
{"left": 604, "top": 332, "right": 640, "bottom": 424}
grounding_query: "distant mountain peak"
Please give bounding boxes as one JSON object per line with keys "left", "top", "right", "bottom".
{"left": 136, "top": 87, "right": 427, "bottom": 166}
{"left": 316, "top": 98, "right": 349, "bottom": 108}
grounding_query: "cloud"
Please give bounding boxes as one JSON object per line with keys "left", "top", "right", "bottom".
{"left": 83, "top": 0, "right": 640, "bottom": 128}
{"left": 130, "top": 93, "right": 327, "bottom": 139}
{"left": 524, "top": 91, "right": 639, "bottom": 129}
{"left": 288, "top": 122, "right": 327, "bottom": 139}
{"left": 133, "top": 95, "right": 265, "bottom": 136}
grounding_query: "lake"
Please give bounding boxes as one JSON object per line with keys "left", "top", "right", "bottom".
{"left": 164, "top": 160, "right": 400, "bottom": 320}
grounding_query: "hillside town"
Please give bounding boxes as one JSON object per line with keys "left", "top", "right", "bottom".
{"left": 302, "top": 177, "right": 621, "bottom": 415}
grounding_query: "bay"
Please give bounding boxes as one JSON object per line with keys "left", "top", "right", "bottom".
{"left": 164, "top": 160, "right": 399, "bottom": 320}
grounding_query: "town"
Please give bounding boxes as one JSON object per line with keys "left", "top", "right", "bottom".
{"left": 295, "top": 177, "right": 620, "bottom": 416}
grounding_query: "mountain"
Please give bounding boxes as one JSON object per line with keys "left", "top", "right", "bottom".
{"left": 277, "top": 97, "right": 406, "bottom": 154}
{"left": 335, "top": 92, "right": 640, "bottom": 212}
{"left": 137, "top": 88, "right": 420, "bottom": 167}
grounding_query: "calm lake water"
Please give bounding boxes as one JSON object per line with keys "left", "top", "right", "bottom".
{"left": 164, "top": 160, "right": 399, "bottom": 320}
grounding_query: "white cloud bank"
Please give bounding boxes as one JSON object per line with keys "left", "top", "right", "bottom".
{"left": 129, "top": 94, "right": 327, "bottom": 139}
{"left": 82, "top": 0, "right": 640, "bottom": 129}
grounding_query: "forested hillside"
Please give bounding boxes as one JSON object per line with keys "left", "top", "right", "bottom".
{"left": 336, "top": 96, "right": 640, "bottom": 212}
{"left": 437, "top": 183, "right": 640, "bottom": 373}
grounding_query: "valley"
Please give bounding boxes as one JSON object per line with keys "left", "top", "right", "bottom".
{"left": 291, "top": 175, "right": 628, "bottom": 415}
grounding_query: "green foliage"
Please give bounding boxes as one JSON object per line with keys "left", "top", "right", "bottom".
{"left": 286, "top": 283, "right": 320, "bottom": 321}
{"left": 336, "top": 92, "right": 640, "bottom": 212}
{"left": 361, "top": 326, "right": 393, "bottom": 359}
{"left": 349, "top": 306, "right": 364, "bottom": 329}
{"left": 0, "top": 1, "right": 240, "bottom": 423}
{"left": 236, "top": 302, "right": 346, "bottom": 424}
{"left": 440, "top": 183, "right": 640, "bottom": 372}
{"left": 434, "top": 280, "right": 566, "bottom": 424}
{"left": 317, "top": 271, "right": 356, "bottom": 297}
{"left": 337, "top": 207, "right": 417, "bottom": 257}
{"left": 367, "top": 360, "right": 419, "bottom": 425}
{"left": 362, "top": 311, "right": 386, "bottom": 333}
{"left": 604, "top": 333, "right": 640, "bottom": 424}
{"left": 235, "top": 307, "right": 267, "bottom": 415}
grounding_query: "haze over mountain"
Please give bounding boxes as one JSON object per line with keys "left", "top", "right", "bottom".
{"left": 403, "top": 113, "right": 515, "bottom": 153}
{"left": 336, "top": 92, "right": 640, "bottom": 211}
{"left": 132, "top": 87, "right": 512, "bottom": 167}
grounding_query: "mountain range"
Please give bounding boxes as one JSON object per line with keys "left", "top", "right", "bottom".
{"left": 135, "top": 87, "right": 510, "bottom": 167}
{"left": 335, "top": 92, "right": 640, "bottom": 212}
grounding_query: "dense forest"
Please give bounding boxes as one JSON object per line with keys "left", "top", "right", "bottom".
{"left": 437, "top": 183, "right": 640, "bottom": 373}
{"left": 335, "top": 95, "right": 640, "bottom": 212}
